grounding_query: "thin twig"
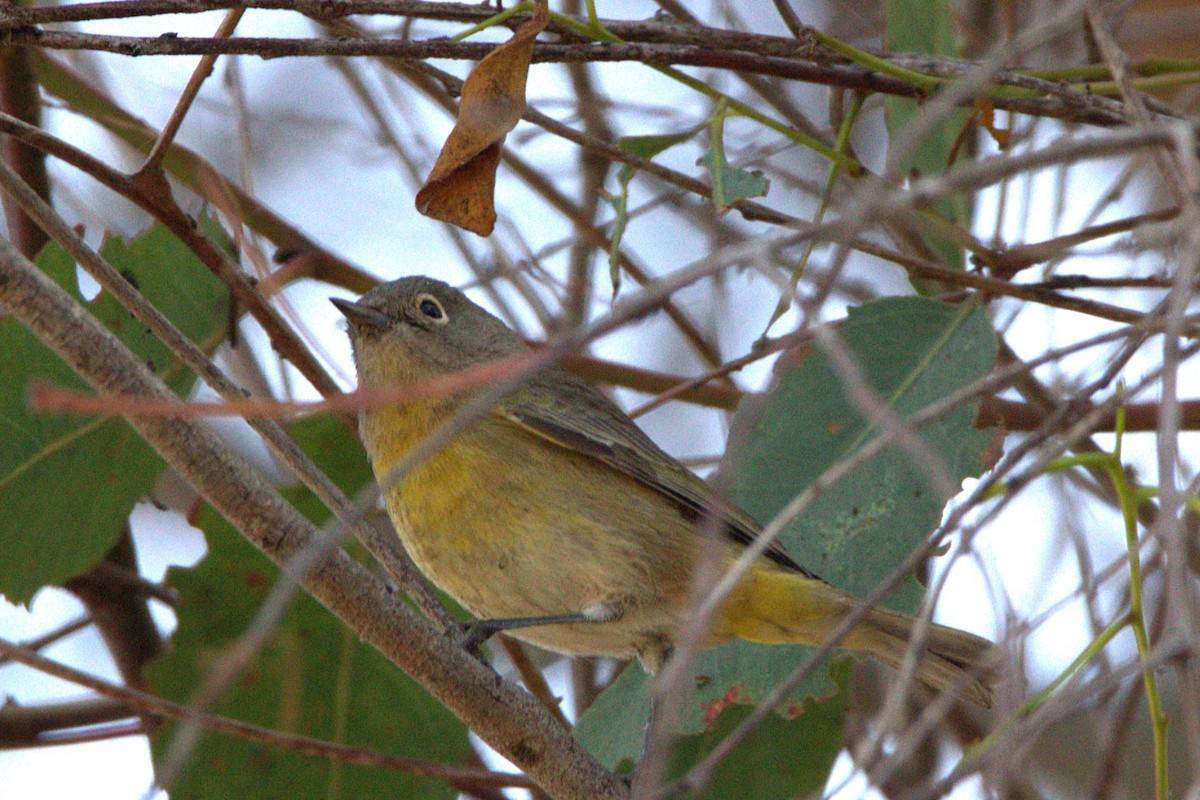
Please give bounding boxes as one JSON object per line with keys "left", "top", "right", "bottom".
{"left": 0, "top": 616, "right": 91, "bottom": 667}
{"left": 0, "top": 639, "right": 538, "bottom": 792}
{"left": 498, "top": 636, "right": 572, "bottom": 730}
{"left": 139, "top": 8, "right": 245, "bottom": 174}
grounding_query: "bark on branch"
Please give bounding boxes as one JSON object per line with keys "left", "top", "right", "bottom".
{"left": 0, "top": 237, "right": 626, "bottom": 800}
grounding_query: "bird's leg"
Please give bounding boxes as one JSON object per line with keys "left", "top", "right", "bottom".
{"left": 457, "top": 600, "right": 624, "bottom": 653}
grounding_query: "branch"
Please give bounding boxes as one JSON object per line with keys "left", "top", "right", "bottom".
{"left": 0, "top": 615, "right": 91, "bottom": 667}
{"left": 0, "top": 238, "right": 626, "bottom": 800}
{"left": 0, "top": 29, "right": 1142, "bottom": 126}
{"left": 63, "top": 529, "right": 165, "bottom": 688}
{"left": 0, "top": 641, "right": 539, "bottom": 793}
{"left": 0, "top": 23, "right": 48, "bottom": 257}
{"left": 980, "top": 397, "right": 1200, "bottom": 432}
{"left": 0, "top": 696, "right": 135, "bottom": 747}
{"left": 0, "top": 0, "right": 498, "bottom": 26}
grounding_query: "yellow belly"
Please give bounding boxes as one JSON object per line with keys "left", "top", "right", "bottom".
{"left": 360, "top": 403, "right": 710, "bottom": 660}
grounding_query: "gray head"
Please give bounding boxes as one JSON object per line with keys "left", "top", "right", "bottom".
{"left": 332, "top": 276, "right": 527, "bottom": 387}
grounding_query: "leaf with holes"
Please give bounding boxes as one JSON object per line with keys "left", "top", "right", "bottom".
{"left": 577, "top": 297, "right": 998, "bottom": 776}
{"left": 0, "top": 223, "right": 230, "bottom": 605}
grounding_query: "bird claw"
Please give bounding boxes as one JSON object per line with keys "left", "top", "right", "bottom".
{"left": 454, "top": 619, "right": 497, "bottom": 660}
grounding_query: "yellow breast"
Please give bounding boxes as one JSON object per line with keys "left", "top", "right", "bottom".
{"left": 354, "top": 397, "right": 722, "bottom": 659}
{"left": 360, "top": 402, "right": 488, "bottom": 553}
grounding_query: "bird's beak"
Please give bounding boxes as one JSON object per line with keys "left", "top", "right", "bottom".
{"left": 330, "top": 297, "right": 390, "bottom": 330}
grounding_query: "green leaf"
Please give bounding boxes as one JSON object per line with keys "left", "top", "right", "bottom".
{"left": 576, "top": 649, "right": 847, "bottom": 771}
{"left": 147, "top": 416, "right": 471, "bottom": 800}
{"left": 578, "top": 297, "right": 998, "bottom": 778}
{"left": 700, "top": 147, "right": 769, "bottom": 215}
{"left": 605, "top": 129, "right": 699, "bottom": 294}
{"left": 577, "top": 658, "right": 851, "bottom": 796}
{"left": 617, "top": 131, "right": 697, "bottom": 161}
{"left": 664, "top": 660, "right": 850, "bottom": 800}
{"left": 884, "top": 0, "right": 970, "bottom": 278}
{"left": 883, "top": 0, "right": 957, "bottom": 66}
{"left": 702, "top": 103, "right": 768, "bottom": 213}
{"left": 0, "top": 224, "right": 230, "bottom": 605}
{"left": 731, "top": 298, "right": 997, "bottom": 601}
{"left": 573, "top": 663, "right": 650, "bottom": 771}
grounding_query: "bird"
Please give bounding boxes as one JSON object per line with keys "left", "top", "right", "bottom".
{"left": 332, "top": 276, "right": 993, "bottom": 707}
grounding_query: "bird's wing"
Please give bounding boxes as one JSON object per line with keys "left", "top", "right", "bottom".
{"left": 497, "top": 368, "right": 820, "bottom": 579}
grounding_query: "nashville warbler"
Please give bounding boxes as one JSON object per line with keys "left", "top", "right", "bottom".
{"left": 333, "top": 276, "right": 993, "bottom": 707}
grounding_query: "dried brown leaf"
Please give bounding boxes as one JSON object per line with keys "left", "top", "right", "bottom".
{"left": 415, "top": 3, "right": 549, "bottom": 236}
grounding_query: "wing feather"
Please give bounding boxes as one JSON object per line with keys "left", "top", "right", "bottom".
{"left": 497, "top": 369, "right": 819, "bottom": 579}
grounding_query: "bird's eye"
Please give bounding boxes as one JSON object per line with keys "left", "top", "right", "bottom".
{"left": 416, "top": 293, "right": 448, "bottom": 324}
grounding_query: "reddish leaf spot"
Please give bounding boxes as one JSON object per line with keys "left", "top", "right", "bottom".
{"left": 702, "top": 682, "right": 744, "bottom": 726}
{"left": 243, "top": 570, "right": 267, "bottom": 590}
{"left": 826, "top": 421, "right": 843, "bottom": 435}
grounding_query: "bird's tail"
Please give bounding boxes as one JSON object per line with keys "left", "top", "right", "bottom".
{"left": 719, "top": 567, "right": 995, "bottom": 708}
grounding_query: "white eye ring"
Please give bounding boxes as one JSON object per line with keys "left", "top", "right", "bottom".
{"left": 415, "top": 293, "right": 449, "bottom": 324}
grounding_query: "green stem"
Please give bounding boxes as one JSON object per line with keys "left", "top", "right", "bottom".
{"left": 1132, "top": 58, "right": 1200, "bottom": 75}
{"left": 1043, "top": 451, "right": 1119, "bottom": 473}
{"left": 965, "top": 402, "right": 1168, "bottom": 798}
{"left": 548, "top": 11, "right": 859, "bottom": 173}
{"left": 1105, "top": 414, "right": 1169, "bottom": 800}
{"left": 1026, "top": 58, "right": 1200, "bottom": 80}
{"left": 770, "top": 92, "right": 865, "bottom": 326}
{"left": 1069, "top": 71, "right": 1200, "bottom": 98}
{"left": 1023, "top": 64, "right": 1121, "bottom": 81}
{"left": 1026, "top": 613, "right": 1130, "bottom": 715}
{"left": 817, "top": 30, "right": 1200, "bottom": 101}
{"left": 958, "top": 613, "right": 1130, "bottom": 774}
{"left": 452, "top": 1, "right": 532, "bottom": 41}
{"left": 549, "top": 8, "right": 602, "bottom": 38}
{"left": 809, "top": 29, "right": 942, "bottom": 92}
{"left": 671, "top": 66, "right": 858, "bottom": 170}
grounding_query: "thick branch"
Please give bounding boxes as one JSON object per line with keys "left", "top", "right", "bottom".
{"left": 0, "top": 21, "right": 48, "bottom": 257}
{"left": 0, "top": 697, "right": 133, "bottom": 747}
{"left": 0, "top": 239, "right": 625, "bottom": 800}
{"left": 63, "top": 529, "right": 164, "bottom": 689}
